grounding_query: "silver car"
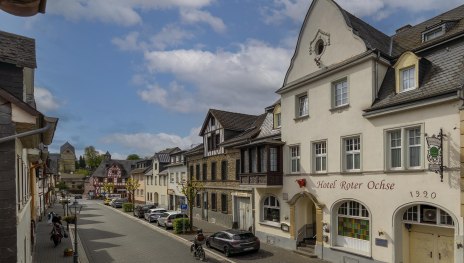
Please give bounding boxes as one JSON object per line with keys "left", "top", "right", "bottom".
{"left": 157, "top": 211, "right": 188, "bottom": 229}
{"left": 144, "top": 208, "right": 167, "bottom": 222}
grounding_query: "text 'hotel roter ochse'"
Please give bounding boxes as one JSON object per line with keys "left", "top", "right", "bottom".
{"left": 240, "top": 1, "right": 464, "bottom": 263}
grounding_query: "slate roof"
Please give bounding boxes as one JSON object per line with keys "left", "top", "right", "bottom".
{"left": 154, "top": 147, "right": 180, "bottom": 163}
{"left": 91, "top": 159, "right": 137, "bottom": 178}
{"left": 200, "top": 109, "right": 259, "bottom": 135}
{"left": 220, "top": 113, "right": 266, "bottom": 147}
{"left": 0, "top": 30, "right": 36, "bottom": 68}
{"left": 184, "top": 143, "right": 204, "bottom": 156}
{"left": 60, "top": 142, "right": 75, "bottom": 154}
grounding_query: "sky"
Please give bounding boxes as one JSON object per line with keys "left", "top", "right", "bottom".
{"left": 1, "top": 0, "right": 462, "bottom": 159}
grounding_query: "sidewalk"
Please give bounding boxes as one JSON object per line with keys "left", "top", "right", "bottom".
{"left": 33, "top": 203, "right": 74, "bottom": 263}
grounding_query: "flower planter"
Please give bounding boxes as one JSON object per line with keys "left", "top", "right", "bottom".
{"left": 64, "top": 249, "right": 73, "bottom": 257}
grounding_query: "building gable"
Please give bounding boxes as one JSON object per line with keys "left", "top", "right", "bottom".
{"left": 283, "top": 0, "right": 367, "bottom": 85}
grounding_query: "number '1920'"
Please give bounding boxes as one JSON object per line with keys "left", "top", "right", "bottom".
{"left": 409, "top": 191, "right": 437, "bottom": 199}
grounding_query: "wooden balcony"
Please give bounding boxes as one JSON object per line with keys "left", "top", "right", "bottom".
{"left": 240, "top": 173, "right": 283, "bottom": 188}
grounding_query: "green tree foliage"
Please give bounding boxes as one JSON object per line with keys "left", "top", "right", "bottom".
{"left": 84, "top": 146, "right": 103, "bottom": 170}
{"left": 125, "top": 178, "right": 140, "bottom": 207}
{"left": 75, "top": 169, "right": 90, "bottom": 176}
{"left": 178, "top": 179, "right": 204, "bottom": 231}
{"left": 56, "top": 181, "right": 68, "bottom": 190}
{"left": 102, "top": 182, "right": 114, "bottom": 195}
{"left": 79, "top": 155, "right": 86, "bottom": 169}
{"left": 126, "top": 154, "right": 141, "bottom": 160}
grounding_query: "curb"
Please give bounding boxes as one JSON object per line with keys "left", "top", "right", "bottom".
{"left": 97, "top": 203, "right": 235, "bottom": 263}
{"left": 69, "top": 224, "right": 90, "bottom": 263}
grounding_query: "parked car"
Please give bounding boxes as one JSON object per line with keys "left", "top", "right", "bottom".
{"left": 144, "top": 208, "right": 168, "bottom": 222}
{"left": 74, "top": 195, "right": 82, "bottom": 199}
{"left": 157, "top": 211, "right": 188, "bottom": 228}
{"left": 111, "top": 198, "right": 128, "bottom": 208}
{"left": 206, "top": 229, "right": 260, "bottom": 257}
{"left": 104, "top": 198, "right": 112, "bottom": 205}
{"left": 133, "top": 204, "right": 157, "bottom": 218}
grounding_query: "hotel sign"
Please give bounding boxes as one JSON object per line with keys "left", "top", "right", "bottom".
{"left": 426, "top": 129, "right": 445, "bottom": 182}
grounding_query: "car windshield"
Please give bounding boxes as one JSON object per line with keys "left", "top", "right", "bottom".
{"left": 232, "top": 233, "right": 255, "bottom": 240}
{"left": 160, "top": 212, "right": 170, "bottom": 217}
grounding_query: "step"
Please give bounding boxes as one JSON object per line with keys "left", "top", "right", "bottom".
{"left": 294, "top": 246, "right": 318, "bottom": 258}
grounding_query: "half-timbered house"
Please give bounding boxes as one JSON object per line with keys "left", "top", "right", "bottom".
{"left": 90, "top": 152, "right": 136, "bottom": 198}
{"left": 187, "top": 109, "right": 259, "bottom": 228}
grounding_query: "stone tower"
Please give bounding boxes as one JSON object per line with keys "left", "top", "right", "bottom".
{"left": 59, "top": 142, "right": 76, "bottom": 173}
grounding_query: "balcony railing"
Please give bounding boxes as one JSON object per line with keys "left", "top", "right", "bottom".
{"left": 240, "top": 173, "right": 283, "bottom": 187}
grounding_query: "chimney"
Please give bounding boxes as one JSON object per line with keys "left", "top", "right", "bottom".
{"left": 396, "top": 24, "right": 412, "bottom": 33}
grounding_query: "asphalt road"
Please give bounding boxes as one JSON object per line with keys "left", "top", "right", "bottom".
{"left": 76, "top": 200, "right": 224, "bottom": 263}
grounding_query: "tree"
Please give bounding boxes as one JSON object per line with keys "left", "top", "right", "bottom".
{"left": 84, "top": 146, "right": 103, "bottom": 170}
{"left": 126, "top": 154, "right": 141, "bottom": 160}
{"left": 79, "top": 155, "right": 86, "bottom": 169}
{"left": 178, "top": 179, "right": 204, "bottom": 232}
{"left": 56, "top": 181, "right": 68, "bottom": 190}
{"left": 125, "top": 177, "right": 140, "bottom": 208}
{"left": 102, "top": 182, "right": 114, "bottom": 196}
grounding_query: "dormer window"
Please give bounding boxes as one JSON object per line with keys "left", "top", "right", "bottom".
{"left": 400, "top": 66, "right": 415, "bottom": 92}
{"left": 422, "top": 26, "right": 445, "bottom": 42}
{"left": 211, "top": 117, "right": 215, "bottom": 126}
{"left": 273, "top": 103, "right": 281, "bottom": 129}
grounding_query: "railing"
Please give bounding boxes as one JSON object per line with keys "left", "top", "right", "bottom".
{"left": 239, "top": 173, "right": 283, "bottom": 186}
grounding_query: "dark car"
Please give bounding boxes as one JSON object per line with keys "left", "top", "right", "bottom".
{"left": 133, "top": 204, "right": 156, "bottom": 218}
{"left": 206, "top": 229, "right": 260, "bottom": 257}
{"left": 111, "top": 198, "right": 128, "bottom": 208}
{"left": 74, "top": 195, "right": 82, "bottom": 199}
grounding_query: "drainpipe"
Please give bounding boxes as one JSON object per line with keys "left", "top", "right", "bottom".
{"left": 0, "top": 122, "right": 51, "bottom": 144}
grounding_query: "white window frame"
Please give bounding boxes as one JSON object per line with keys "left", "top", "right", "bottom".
{"left": 342, "top": 136, "right": 361, "bottom": 172}
{"left": 333, "top": 78, "right": 349, "bottom": 108}
{"left": 296, "top": 93, "right": 308, "bottom": 118}
{"left": 422, "top": 24, "right": 445, "bottom": 42}
{"left": 262, "top": 195, "right": 281, "bottom": 226}
{"left": 400, "top": 66, "right": 415, "bottom": 92}
{"left": 335, "top": 200, "right": 371, "bottom": 255}
{"left": 385, "top": 125, "right": 423, "bottom": 171}
{"left": 290, "top": 145, "right": 300, "bottom": 173}
{"left": 312, "top": 140, "right": 327, "bottom": 173}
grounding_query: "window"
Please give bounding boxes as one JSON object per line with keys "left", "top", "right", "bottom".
{"left": 190, "top": 165, "right": 194, "bottom": 180}
{"left": 235, "top": 159, "right": 240, "bottom": 180}
{"left": 297, "top": 94, "right": 308, "bottom": 117}
{"left": 313, "top": 141, "right": 327, "bottom": 173}
{"left": 403, "top": 205, "right": 454, "bottom": 226}
{"left": 215, "top": 133, "right": 221, "bottom": 150}
{"left": 263, "top": 196, "right": 280, "bottom": 222}
{"left": 202, "top": 163, "right": 207, "bottom": 181}
{"left": 333, "top": 79, "right": 348, "bottom": 107}
{"left": 243, "top": 150, "right": 249, "bottom": 173}
{"left": 211, "top": 117, "right": 215, "bottom": 126}
{"left": 337, "top": 201, "right": 370, "bottom": 242}
{"left": 221, "top": 194, "right": 228, "bottom": 213}
{"left": 259, "top": 147, "right": 266, "bottom": 172}
{"left": 400, "top": 66, "right": 415, "bottom": 92}
{"left": 274, "top": 112, "right": 281, "bottom": 129}
{"left": 211, "top": 193, "right": 217, "bottom": 211}
{"left": 211, "top": 162, "right": 217, "bottom": 181}
{"left": 221, "top": 160, "right": 228, "bottom": 180}
{"left": 170, "top": 173, "right": 174, "bottom": 183}
{"left": 196, "top": 193, "right": 201, "bottom": 207}
{"left": 343, "top": 137, "right": 361, "bottom": 172}
{"left": 270, "top": 147, "right": 278, "bottom": 172}
{"left": 290, "top": 146, "right": 300, "bottom": 173}
{"left": 422, "top": 25, "right": 445, "bottom": 42}
{"left": 196, "top": 164, "right": 200, "bottom": 181}
{"left": 251, "top": 148, "right": 257, "bottom": 173}
{"left": 386, "top": 126, "right": 422, "bottom": 170}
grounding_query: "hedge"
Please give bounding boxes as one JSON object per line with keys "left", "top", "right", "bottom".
{"left": 173, "top": 218, "right": 190, "bottom": 234}
{"left": 122, "top": 203, "right": 134, "bottom": 212}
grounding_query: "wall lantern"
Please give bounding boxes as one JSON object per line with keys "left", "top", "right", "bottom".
{"left": 296, "top": 179, "right": 306, "bottom": 188}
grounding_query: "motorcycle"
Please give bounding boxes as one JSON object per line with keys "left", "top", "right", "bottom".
{"left": 50, "top": 222, "right": 64, "bottom": 247}
{"left": 191, "top": 242, "right": 206, "bottom": 261}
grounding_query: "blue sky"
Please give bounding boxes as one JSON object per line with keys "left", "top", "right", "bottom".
{"left": 1, "top": 0, "right": 462, "bottom": 159}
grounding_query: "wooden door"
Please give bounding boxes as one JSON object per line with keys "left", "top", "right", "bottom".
{"left": 410, "top": 231, "right": 434, "bottom": 263}
{"left": 437, "top": 235, "right": 453, "bottom": 263}
{"left": 238, "top": 197, "right": 252, "bottom": 230}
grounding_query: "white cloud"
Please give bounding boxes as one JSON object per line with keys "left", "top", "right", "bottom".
{"left": 263, "top": 0, "right": 463, "bottom": 24}
{"left": 47, "top": 0, "right": 214, "bottom": 26}
{"left": 150, "top": 24, "right": 194, "bottom": 50}
{"left": 140, "top": 40, "right": 291, "bottom": 114}
{"left": 180, "top": 8, "right": 226, "bottom": 33}
{"left": 35, "top": 87, "right": 61, "bottom": 112}
{"left": 112, "top": 32, "right": 144, "bottom": 51}
{"left": 102, "top": 127, "right": 202, "bottom": 156}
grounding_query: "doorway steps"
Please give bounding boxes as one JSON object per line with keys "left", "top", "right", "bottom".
{"left": 294, "top": 238, "right": 318, "bottom": 258}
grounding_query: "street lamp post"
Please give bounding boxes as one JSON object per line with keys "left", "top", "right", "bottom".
{"left": 69, "top": 201, "right": 83, "bottom": 263}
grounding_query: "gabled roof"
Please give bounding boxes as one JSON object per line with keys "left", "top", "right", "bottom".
{"left": 60, "top": 141, "right": 75, "bottom": 154}
{"left": 0, "top": 30, "right": 36, "bottom": 68}
{"left": 185, "top": 143, "right": 204, "bottom": 157}
{"left": 91, "top": 159, "right": 137, "bottom": 178}
{"left": 199, "top": 109, "right": 259, "bottom": 136}
{"left": 154, "top": 147, "right": 180, "bottom": 163}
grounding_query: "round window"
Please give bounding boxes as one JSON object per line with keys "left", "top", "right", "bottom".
{"left": 315, "top": 39, "right": 325, "bottom": 55}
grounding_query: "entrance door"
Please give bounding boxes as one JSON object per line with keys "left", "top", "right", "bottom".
{"left": 410, "top": 230, "right": 454, "bottom": 263}
{"left": 237, "top": 197, "right": 252, "bottom": 230}
{"left": 202, "top": 192, "right": 208, "bottom": 220}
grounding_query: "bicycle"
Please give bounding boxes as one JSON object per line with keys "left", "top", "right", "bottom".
{"left": 191, "top": 241, "right": 206, "bottom": 261}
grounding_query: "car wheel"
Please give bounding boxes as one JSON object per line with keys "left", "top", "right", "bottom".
{"left": 224, "top": 246, "right": 231, "bottom": 257}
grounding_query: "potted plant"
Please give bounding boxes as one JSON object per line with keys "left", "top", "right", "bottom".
{"left": 272, "top": 210, "right": 279, "bottom": 222}
{"left": 63, "top": 215, "right": 76, "bottom": 224}
{"left": 64, "top": 248, "right": 73, "bottom": 257}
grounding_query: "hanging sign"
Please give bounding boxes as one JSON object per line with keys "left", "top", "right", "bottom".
{"left": 426, "top": 129, "right": 445, "bottom": 182}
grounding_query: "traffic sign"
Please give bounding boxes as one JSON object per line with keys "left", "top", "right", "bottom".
{"left": 180, "top": 204, "right": 188, "bottom": 211}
